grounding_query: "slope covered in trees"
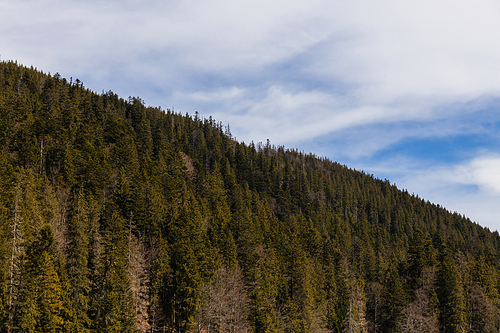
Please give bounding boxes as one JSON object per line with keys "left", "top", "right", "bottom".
{"left": 1, "top": 60, "right": 500, "bottom": 332}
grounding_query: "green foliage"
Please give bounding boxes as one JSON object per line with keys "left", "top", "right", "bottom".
{"left": 1, "top": 61, "right": 500, "bottom": 332}
{"left": 437, "top": 253, "right": 467, "bottom": 333}
{"left": 15, "top": 225, "right": 70, "bottom": 332}
{"left": 381, "top": 262, "right": 408, "bottom": 332}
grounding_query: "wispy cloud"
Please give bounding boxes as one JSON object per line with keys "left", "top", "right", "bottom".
{"left": 452, "top": 155, "right": 500, "bottom": 195}
{"left": 176, "top": 87, "right": 246, "bottom": 104}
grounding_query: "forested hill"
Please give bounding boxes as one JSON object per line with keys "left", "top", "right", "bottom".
{"left": 1, "top": 60, "right": 500, "bottom": 333}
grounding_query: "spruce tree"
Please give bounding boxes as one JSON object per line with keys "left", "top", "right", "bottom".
{"left": 437, "top": 254, "right": 466, "bottom": 333}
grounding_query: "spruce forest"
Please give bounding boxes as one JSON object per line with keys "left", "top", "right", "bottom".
{"left": 1, "top": 61, "right": 500, "bottom": 333}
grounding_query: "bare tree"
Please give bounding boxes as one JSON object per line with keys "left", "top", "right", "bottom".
{"left": 344, "top": 279, "right": 368, "bottom": 333}
{"left": 7, "top": 182, "right": 23, "bottom": 333}
{"left": 126, "top": 221, "right": 150, "bottom": 332}
{"left": 199, "top": 265, "right": 251, "bottom": 333}
{"left": 365, "top": 282, "right": 383, "bottom": 333}
{"left": 469, "top": 282, "right": 497, "bottom": 333}
{"left": 397, "top": 266, "right": 439, "bottom": 333}
{"left": 397, "top": 288, "right": 438, "bottom": 333}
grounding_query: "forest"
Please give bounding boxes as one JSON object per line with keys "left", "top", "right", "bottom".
{"left": 1, "top": 60, "right": 500, "bottom": 332}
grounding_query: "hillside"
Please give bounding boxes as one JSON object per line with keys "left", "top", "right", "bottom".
{"left": 1, "top": 61, "right": 500, "bottom": 333}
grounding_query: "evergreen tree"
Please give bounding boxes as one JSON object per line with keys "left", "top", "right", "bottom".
{"left": 65, "top": 190, "right": 91, "bottom": 332}
{"left": 437, "top": 254, "right": 466, "bottom": 333}
{"left": 16, "top": 225, "right": 70, "bottom": 332}
{"left": 163, "top": 189, "right": 206, "bottom": 332}
{"left": 381, "top": 263, "right": 408, "bottom": 332}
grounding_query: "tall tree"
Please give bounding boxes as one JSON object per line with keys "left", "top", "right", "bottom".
{"left": 163, "top": 189, "right": 206, "bottom": 332}
{"left": 437, "top": 254, "right": 466, "bottom": 333}
{"left": 65, "top": 190, "right": 91, "bottom": 332}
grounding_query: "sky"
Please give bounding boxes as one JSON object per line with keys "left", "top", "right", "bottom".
{"left": 2, "top": 0, "right": 500, "bottom": 230}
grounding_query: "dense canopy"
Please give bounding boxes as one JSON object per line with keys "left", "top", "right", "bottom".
{"left": 1, "top": 61, "right": 500, "bottom": 332}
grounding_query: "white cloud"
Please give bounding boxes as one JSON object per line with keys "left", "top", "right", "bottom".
{"left": 145, "top": 0, "right": 335, "bottom": 70}
{"left": 177, "top": 87, "right": 246, "bottom": 103}
{"left": 452, "top": 155, "right": 500, "bottom": 195}
{"left": 322, "top": 0, "right": 500, "bottom": 101}
{"left": 206, "top": 86, "right": 390, "bottom": 145}
{"left": 1, "top": 0, "right": 335, "bottom": 72}
{"left": 208, "top": 86, "right": 339, "bottom": 143}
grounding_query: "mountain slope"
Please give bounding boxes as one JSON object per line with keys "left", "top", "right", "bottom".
{"left": 0, "top": 60, "right": 499, "bottom": 332}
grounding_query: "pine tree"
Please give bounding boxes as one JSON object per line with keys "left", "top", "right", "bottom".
{"left": 251, "top": 245, "right": 285, "bottom": 333}
{"left": 437, "top": 254, "right": 466, "bottom": 333}
{"left": 65, "top": 190, "right": 91, "bottom": 332}
{"left": 35, "top": 251, "right": 66, "bottom": 332}
{"left": 381, "top": 263, "right": 408, "bottom": 332}
{"left": 164, "top": 189, "right": 206, "bottom": 332}
{"left": 91, "top": 203, "right": 136, "bottom": 332}
{"left": 16, "top": 225, "right": 70, "bottom": 332}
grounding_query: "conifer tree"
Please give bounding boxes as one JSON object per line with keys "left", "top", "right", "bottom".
{"left": 437, "top": 254, "right": 466, "bottom": 333}
{"left": 164, "top": 189, "right": 206, "bottom": 332}
{"left": 91, "top": 203, "right": 136, "bottom": 332}
{"left": 65, "top": 190, "right": 91, "bottom": 332}
{"left": 35, "top": 251, "right": 67, "bottom": 332}
{"left": 16, "top": 225, "right": 70, "bottom": 332}
{"left": 381, "top": 263, "right": 408, "bottom": 332}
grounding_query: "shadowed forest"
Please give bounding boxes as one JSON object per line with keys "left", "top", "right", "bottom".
{"left": 1, "top": 61, "right": 500, "bottom": 332}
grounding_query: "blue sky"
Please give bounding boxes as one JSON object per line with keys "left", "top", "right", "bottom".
{"left": 3, "top": 0, "right": 500, "bottom": 230}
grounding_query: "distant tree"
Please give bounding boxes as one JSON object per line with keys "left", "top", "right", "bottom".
{"left": 5, "top": 181, "right": 23, "bottom": 333}
{"left": 126, "top": 223, "right": 150, "bottom": 332}
{"left": 343, "top": 278, "right": 368, "bottom": 333}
